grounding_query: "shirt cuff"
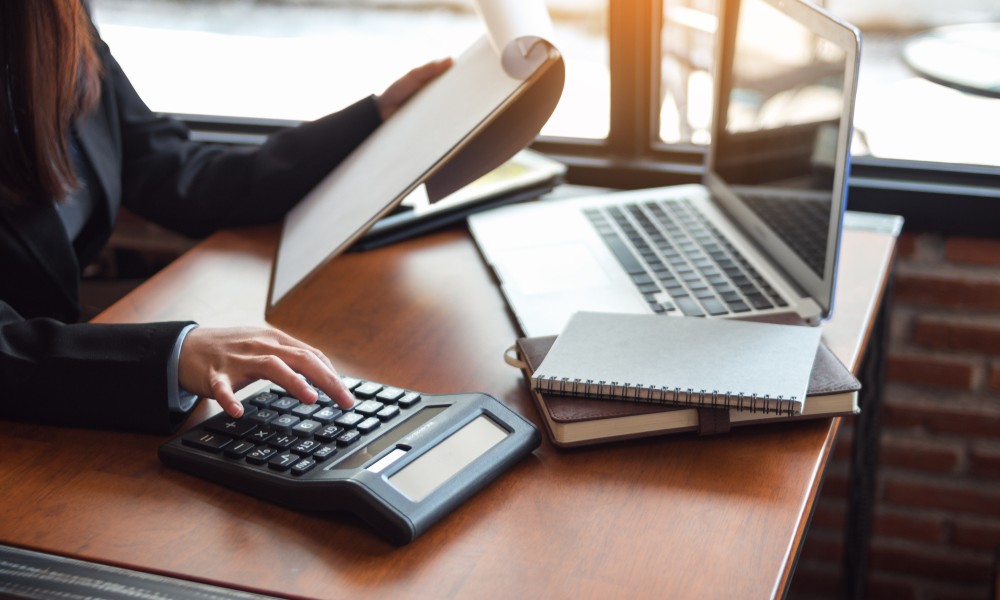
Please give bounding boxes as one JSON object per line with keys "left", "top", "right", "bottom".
{"left": 168, "top": 323, "right": 199, "bottom": 413}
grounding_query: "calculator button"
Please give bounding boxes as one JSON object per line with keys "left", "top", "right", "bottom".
{"left": 314, "top": 425, "right": 344, "bottom": 443}
{"left": 291, "top": 420, "right": 322, "bottom": 436}
{"left": 356, "top": 417, "right": 381, "bottom": 434}
{"left": 291, "top": 457, "right": 317, "bottom": 476}
{"left": 182, "top": 431, "right": 232, "bottom": 453}
{"left": 334, "top": 412, "right": 365, "bottom": 429}
{"left": 205, "top": 415, "right": 258, "bottom": 438}
{"left": 336, "top": 430, "right": 362, "bottom": 446}
{"left": 312, "top": 445, "right": 338, "bottom": 462}
{"left": 224, "top": 440, "right": 255, "bottom": 459}
{"left": 354, "top": 400, "right": 384, "bottom": 416}
{"left": 246, "top": 446, "right": 278, "bottom": 465}
{"left": 248, "top": 391, "right": 280, "bottom": 409}
{"left": 268, "top": 451, "right": 299, "bottom": 471}
{"left": 249, "top": 409, "right": 279, "bottom": 425}
{"left": 271, "top": 414, "right": 301, "bottom": 431}
{"left": 375, "top": 387, "right": 405, "bottom": 404}
{"left": 270, "top": 397, "right": 300, "bottom": 412}
{"left": 398, "top": 392, "right": 422, "bottom": 408}
{"left": 248, "top": 428, "right": 276, "bottom": 444}
{"left": 340, "top": 376, "right": 362, "bottom": 391}
{"left": 292, "top": 439, "right": 321, "bottom": 456}
{"left": 311, "top": 407, "right": 342, "bottom": 424}
{"left": 353, "top": 382, "right": 383, "bottom": 399}
{"left": 269, "top": 434, "right": 299, "bottom": 449}
{"left": 314, "top": 392, "right": 334, "bottom": 407}
{"left": 376, "top": 405, "right": 401, "bottom": 421}
{"left": 292, "top": 403, "right": 321, "bottom": 418}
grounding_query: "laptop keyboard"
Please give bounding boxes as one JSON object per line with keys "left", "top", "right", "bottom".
{"left": 740, "top": 191, "right": 828, "bottom": 278}
{"left": 584, "top": 198, "right": 788, "bottom": 317}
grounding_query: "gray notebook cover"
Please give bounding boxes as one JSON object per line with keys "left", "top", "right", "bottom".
{"left": 531, "top": 311, "right": 822, "bottom": 414}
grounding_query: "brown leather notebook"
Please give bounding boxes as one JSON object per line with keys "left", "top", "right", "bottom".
{"left": 508, "top": 335, "right": 861, "bottom": 447}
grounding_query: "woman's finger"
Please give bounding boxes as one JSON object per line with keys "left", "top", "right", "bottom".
{"left": 269, "top": 343, "right": 355, "bottom": 409}
{"left": 253, "top": 354, "right": 318, "bottom": 405}
{"left": 209, "top": 373, "right": 243, "bottom": 418}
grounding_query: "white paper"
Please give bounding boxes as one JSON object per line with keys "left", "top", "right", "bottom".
{"left": 473, "top": 0, "right": 557, "bottom": 78}
{"left": 269, "top": 0, "right": 563, "bottom": 310}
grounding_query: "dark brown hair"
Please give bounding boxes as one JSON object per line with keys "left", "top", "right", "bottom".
{"left": 0, "top": 1, "right": 102, "bottom": 206}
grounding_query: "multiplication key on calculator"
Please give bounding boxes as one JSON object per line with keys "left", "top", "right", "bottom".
{"left": 158, "top": 377, "right": 540, "bottom": 544}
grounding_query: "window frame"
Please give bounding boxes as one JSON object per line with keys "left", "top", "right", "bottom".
{"left": 172, "top": 0, "right": 1000, "bottom": 237}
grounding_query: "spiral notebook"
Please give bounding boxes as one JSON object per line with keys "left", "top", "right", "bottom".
{"left": 509, "top": 333, "right": 860, "bottom": 447}
{"left": 530, "top": 312, "right": 822, "bottom": 415}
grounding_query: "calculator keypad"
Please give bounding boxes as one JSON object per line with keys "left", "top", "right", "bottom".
{"left": 181, "top": 378, "right": 421, "bottom": 476}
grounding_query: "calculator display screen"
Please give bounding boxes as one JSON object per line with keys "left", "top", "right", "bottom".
{"left": 388, "top": 415, "right": 509, "bottom": 502}
{"left": 331, "top": 406, "right": 447, "bottom": 471}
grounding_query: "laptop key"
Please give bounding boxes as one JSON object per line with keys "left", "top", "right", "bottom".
{"left": 726, "top": 300, "right": 751, "bottom": 313}
{"left": 699, "top": 297, "right": 730, "bottom": 316}
{"left": 746, "top": 293, "right": 774, "bottom": 310}
{"left": 602, "top": 233, "right": 647, "bottom": 275}
{"left": 674, "top": 296, "right": 705, "bottom": 317}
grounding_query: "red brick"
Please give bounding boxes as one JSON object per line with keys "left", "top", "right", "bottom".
{"left": 872, "top": 510, "right": 947, "bottom": 543}
{"left": 869, "top": 542, "right": 993, "bottom": 583}
{"left": 886, "top": 354, "right": 976, "bottom": 389}
{"left": 970, "top": 446, "right": 1000, "bottom": 478}
{"left": 991, "top": 364, "right": 1000, "bottom": 392}
{"left": 897, "top": 232, "right": 919, "bottom": 259}
{"left": 946, "top": 237, "right": 1000, "bottom": 267}
{"left": 818, "top": 469, "right": 849, "bottom": 499}
{"left": 788, "top": 563, "right": 843, "bottom": 599}
{"left": 798, "top": 530, "right": 843, "bottom": 562}
{"left": 930, "top": 585, "right": 997, "bottom": 600}
{"left": 832, "top": 435, "right": 852, "bottom": 461}
{"left": 866, "top": 575, "right": 919, "bottom": 600}
{"left": 884, "top": 479, "right": 1000, "bottom": 518}
{"left": 810, "top": 500, "right": 846, "bottom": 531}
{"left": 895, "top": 273, "right": 1000, "bottom": 311}
{"left": 954, "top": 519, "right": 1000, "bottom": 551}
{"left": 883, "top": 404, "right": 1000, "bottom": 438}
{"left": 878, "top": 438, "right": 960, "bottom": 473}
{"left": 913, "top": 317, "right": 1000, "bottom": 355}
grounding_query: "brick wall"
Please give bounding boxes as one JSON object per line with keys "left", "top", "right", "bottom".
{"left": 790, "top": 232, "right": 1000, "bottom": 599}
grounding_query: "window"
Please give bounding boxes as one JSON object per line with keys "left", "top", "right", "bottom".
{"left": 657, "top": 0, "right": 1000, "bottom": 157}
{"left": 93, "top": 0, "right": 1000, "bottom": 233}
{"left": 91, "top": 0, "right": 609, "bottom": 139}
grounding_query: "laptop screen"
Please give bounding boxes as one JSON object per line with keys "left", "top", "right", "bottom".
{"left": 707, "top": 0, "right": 860, "bottom": 318}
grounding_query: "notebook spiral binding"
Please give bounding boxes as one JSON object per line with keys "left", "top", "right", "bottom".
{"left": 535, "top": 375, "right": 798, "bottom": 416}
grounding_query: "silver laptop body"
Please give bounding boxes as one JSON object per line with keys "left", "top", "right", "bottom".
{"left": 468, "top": 0, "right": 862, "bottom": 337}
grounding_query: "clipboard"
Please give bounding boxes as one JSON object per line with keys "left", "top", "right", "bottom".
{"left": 353, "top": 149, "right": 567, "bottom": 251}
{"left": 266, "top": 0, "right": 565, "bottom": 316}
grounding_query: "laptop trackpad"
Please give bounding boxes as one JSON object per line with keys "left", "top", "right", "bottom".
{"left": 495, "top": 243, "right": 611, "bottom": 295}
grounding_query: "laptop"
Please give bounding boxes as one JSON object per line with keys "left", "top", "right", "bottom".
{"left": 468, "top": 0, "right": 861, "bottom": 337}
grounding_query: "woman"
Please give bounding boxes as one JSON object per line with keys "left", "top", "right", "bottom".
{"left": 0, "top": 2, "right": 450, "bottom": 432}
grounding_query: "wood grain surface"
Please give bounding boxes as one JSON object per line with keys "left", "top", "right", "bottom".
{"left": 0, "top": 222, "right": 895, "bottom": 599}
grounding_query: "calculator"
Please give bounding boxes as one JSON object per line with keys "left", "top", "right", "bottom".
{"left": 158, "top": 377, "right": 540, "bottom": 545}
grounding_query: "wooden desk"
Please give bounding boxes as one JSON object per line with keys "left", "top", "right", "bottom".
{"left": 1, "top": 218, "right": 897, "bottom": 599}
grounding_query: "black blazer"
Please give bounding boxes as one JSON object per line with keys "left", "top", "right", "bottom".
{"left": 0, "top": 36, "right": 382, "bottom": 433}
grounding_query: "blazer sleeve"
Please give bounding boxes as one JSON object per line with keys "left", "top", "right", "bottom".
{"left": 101, "top": 41, "right": 384, "bottom": 238}
{"left": 0, "top": 302, "right": 194, "bottom": 434}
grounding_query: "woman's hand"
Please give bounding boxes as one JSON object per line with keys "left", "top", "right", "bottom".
{"left": 374, "top": 58, "right": 453, "bottom": 120}
{"left": 178, "top": 326, "right": 355, "bottom": 418}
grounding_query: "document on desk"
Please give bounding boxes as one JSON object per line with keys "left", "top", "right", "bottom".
{"left": 269, "top": 0, "right": 565, "bottom": 312}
